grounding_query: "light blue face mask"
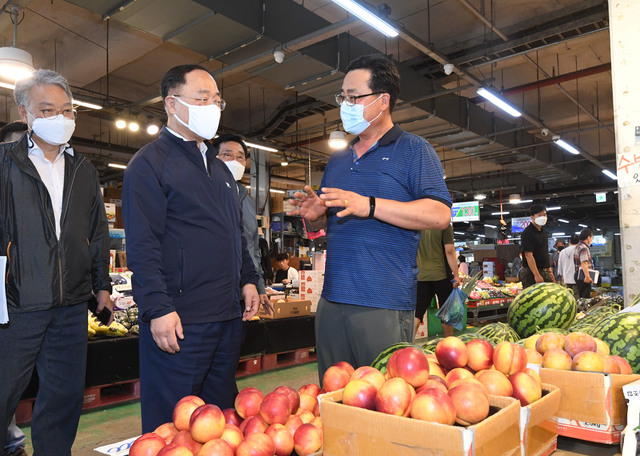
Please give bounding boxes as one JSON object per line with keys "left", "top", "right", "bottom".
{"left": 340, "top": 94, "right": 383, "bottom": 135}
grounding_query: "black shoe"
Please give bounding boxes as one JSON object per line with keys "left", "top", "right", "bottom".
{"left": 8, "top": 448, "right": 27, "bottom": 456}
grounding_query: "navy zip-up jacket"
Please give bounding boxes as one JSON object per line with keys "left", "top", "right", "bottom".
{"left": 122, "top": 127, "right": 259, "bottom": 325}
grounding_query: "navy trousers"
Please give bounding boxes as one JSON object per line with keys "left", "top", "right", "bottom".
{"left": 0, "top": 304, "right": 88, "bottom": 456}
{"left": 139, "top": 317, "right": 243, "bottom": 433}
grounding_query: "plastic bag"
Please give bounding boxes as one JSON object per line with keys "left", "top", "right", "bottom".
{"left": 436, "top": 288, "right": 468, "bottom": 331}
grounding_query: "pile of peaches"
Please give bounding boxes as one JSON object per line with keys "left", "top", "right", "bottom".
{"left": 129, "top": 383, "right": 324, "bottom": 456}
{"left": 526, "top": 331, "right": 632, "bottom": 374}
{"left": 323, "top": 337, "right": 544, "bottom": 427}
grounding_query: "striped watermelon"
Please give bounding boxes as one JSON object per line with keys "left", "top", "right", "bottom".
{"left": 591, "top": 312, "right": 640, "bottom": 374}
{"left": 507, "top": 283, "right": 577, "bottom": 338}
{"left": 422, "top": 337, "right": 444, "bottom": 353}
{"left": 474, "top": 322, "right": 520, "bottom": 344}
{"left": 371, "top": 342, "right": 425, "bottom": 374}
{"left": 534, "top": 327, "right": 570, "bottom": 336}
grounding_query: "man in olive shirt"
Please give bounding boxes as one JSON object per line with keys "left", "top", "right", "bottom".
{"left": 519, "top": 204, "right": 555, "bottom": 288}
{"left": 415, "top": 225, "right": 460, "bottom": 337}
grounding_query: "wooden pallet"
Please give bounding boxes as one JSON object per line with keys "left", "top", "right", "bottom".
{"left": 261, "top": 347, "right": 316, "bottom": 371}
{"left": 236, "top": 355, "right": 262, "bottom": 378}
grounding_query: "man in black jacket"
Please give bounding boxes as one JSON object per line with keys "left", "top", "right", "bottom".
{"left": 123, "top": 65, "right": 260, "bottom": 432}
{"left": 0, "top": 69, "right": 112, "bottom": 455}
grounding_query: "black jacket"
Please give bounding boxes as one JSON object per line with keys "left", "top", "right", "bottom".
{"left": 122, "top": 127, "right": 260, "bottom": 325}
{"left": 0, "top": 134, "right": 111, "bottom": 312}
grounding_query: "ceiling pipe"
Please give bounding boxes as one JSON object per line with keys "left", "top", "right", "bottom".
{"left": 502, "top": 63, "right": 611, "bottom": 96}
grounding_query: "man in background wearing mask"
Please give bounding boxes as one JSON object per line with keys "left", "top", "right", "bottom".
{"left": 0, "top": 69, "right": 112, "bottom": 454}
{"left": 519, "top": 204, "right": 555, "bottom": 288}
{"left": 574, "top": 229, "right": 595, "bottom": 298}
{"left": 288, "top": 54, "right": 451, "bottom": 383}
{"left": 212, "top": 134, "right": 273, "bottom": 314}
{"left": 122, "top": 65, "right": 260, "bottom": 432}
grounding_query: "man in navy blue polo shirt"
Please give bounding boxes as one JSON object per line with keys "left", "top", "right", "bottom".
{"left": 289, "top": 55, "right": 452, "bottom": 382}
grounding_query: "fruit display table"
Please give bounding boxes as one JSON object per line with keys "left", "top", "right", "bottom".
{"left": 466, "top": 297, "right": 514, "bottom": 326}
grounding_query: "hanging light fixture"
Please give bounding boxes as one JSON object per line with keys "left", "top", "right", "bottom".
{"left": 474, "top": 193, "right": 487, "bottom": 200}
{"left": 0, "top": 4, "right": 34, "bottom": 82}
{"left": 328, "top": 130, "right": 348, "bottom": 149}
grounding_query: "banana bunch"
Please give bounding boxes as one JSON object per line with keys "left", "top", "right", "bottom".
{"left": 87, "top": 310, "right": 129, "bottom": 337}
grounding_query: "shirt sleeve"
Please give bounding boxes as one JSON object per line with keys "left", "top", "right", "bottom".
{"left": 442, "top": 225, "right": 454, "bottom": 244}
{"left": 288, "top": 267, "right": 299, "bottom": 283}
{"left": 406, "top": 135, "right": 452, "bottom": 206}
{"left": 521, "top": 226, "right": 535, "bottom": 253}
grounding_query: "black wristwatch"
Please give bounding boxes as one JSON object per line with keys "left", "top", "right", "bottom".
{"left": 368, "top": 196, "right": 376, "bottom": 218}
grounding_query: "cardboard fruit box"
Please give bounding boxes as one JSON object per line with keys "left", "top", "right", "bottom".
{"left": 519, "top": 384, "right": 561, "bottom": 456}
{"left": 319, "top": 389, "right": 521, "bottom": 456}
{"left": 257, "top": 298, "right": 311, "bottom": 319}
{"left": 540, "top": 368, "right": 640, "bottom": 444}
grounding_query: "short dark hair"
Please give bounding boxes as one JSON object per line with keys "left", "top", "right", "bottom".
{"left": 0, "top": 121, "right": 27, "bottom": 143}
{"left": 346, "top": 54, "right": 400, "bottom": 112}
{"left": 579, "top": 229, "right": 593, "bottom": 241}
{"left": 161, "top": 64, "right": 209, "bottom": 100}
{"left": 211, "top": 133, "right": 248, "bottom": 157}
{"left": 276, "top": 253, "right": 289, "bottom": 261}
{"left": 529, "top": 204, "right": 546, "bottom": 216}
{"left": 569, "top": 234, "right": 580, "bottom": 245}
{"left": 458, "top": 254, "right": 466, "bottom": 263}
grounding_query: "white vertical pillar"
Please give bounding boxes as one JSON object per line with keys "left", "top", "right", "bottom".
{"left": 609, "top": 0, "right": 640, "bottom": 306}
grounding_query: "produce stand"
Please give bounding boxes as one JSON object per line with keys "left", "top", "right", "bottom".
{"left": 466, "top": 297, "right": 514, "bottom": 326}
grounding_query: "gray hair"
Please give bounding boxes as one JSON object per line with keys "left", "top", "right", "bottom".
{"left": 14, "top": 69, "right": 73, "bottom": 107}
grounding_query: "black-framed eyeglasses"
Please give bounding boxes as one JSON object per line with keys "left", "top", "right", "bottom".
{"left": 335, "top": 92, "right": 383, "bottom": 107}
{"left": 172, "top": 94, "right": 226, "bottom": 111}
{"left": 217, "top": 152, "right": 246, "bottom": 162}
{"left": 30, "top": 108, "right": 77, "bottom": 120}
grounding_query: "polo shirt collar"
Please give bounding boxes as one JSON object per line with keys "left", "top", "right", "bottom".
{"left": 349, "top": 124, "right": 404, "bottom": 149}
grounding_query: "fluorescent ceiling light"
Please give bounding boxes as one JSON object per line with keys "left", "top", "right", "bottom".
{"left": 128, "top": 121, "right": 140, "bottom": 132}
{"left": 108, "top": 163, "right": 127, "bottom": 169}
{"left": 596, "top": 228, "right": 601, "bottom": 231}
{"left": 0, "top": 47, "right": 34, "bottom": 82}
{"left": 554, "top": 139, "right": 581, "bottom": 155}
{"left": 115, "top": 119, "right": 126, "bottom": 129}
{"left": 491, "top": 211, "right": 509, "bottom": 215}
{"left": 546, "top": 206, "right": 561, "bottom": 211}
{"left": 146, "top": 124, "right": 159, "bottom": 135}
{"left": 454, "top": 231, "right": 465, "bottom": 235}
{"left": 0, "top": 81, "right": 15, "bottom": 90}
{"left": 280, "top": 161, "right": 289, "bottom": 167}
{"left": 269, "top": 189, "right": 285, "bottom": 194}
{"left": 245, "top": 141, "right": 278, "bottom": 153}
{"left": 578, "top": 224, "right": 588, "bottom": 228}
{"left": 615, "top": 233, "right": 621, "bottom": 236}
{"left": 477, "top": 234, "right": 486, "bottom": 238}
{"left": 558, "top": 219, "right": 569, "bottom": 223}
{"left": 474, "top": 193, "right": 487, "bottom": 200}
{"left": 73, "top": 99, "right": 103, "bottom": 110}
{"left": 510, "top": 199, "right": 533, "bottom": 204}
{"left": 331, "top": 0, "right": 399, "bottom": 37}
{"left": 476, "top": 87, "right": 522, "bottom": 117}
{"left": 602, "top": 169, "right": 618, "bottom": 180}
{"left": 484, "top": 224, "right": 496, "bottom": 228}
{"left": 552, "top": 232, "right": 565, "bottom": 236}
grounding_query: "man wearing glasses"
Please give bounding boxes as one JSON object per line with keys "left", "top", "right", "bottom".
{"left": 123, "top": 65, "right": 261, "bottom": 432}
{"left": 0, "top": 69, "right": 112, "bottom": 454}
{"left": 289, "top": 55, "right": 451, "bottom": 383}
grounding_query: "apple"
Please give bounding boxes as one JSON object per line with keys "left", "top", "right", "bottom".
{"left": 524, "top": 349, "right": 543, "bottom": 365}
{"left": 196, "top": 439, "right": 234, "bottom": 456}
{"left": 297, "top": 393, "right": 316, "bottom": 413}
{"left": 603, "top": 355, "right": 621, "bottom": 374}
{"left": 222, "top": 408, "right": 242, "bottom": 427}
{"left": 239, "top": 415, "right": 269, "bottom": 436}
{"left": 309, "top": 416, "right": 322, "bottom": 429}
{"left": 447, "top": 377, "right": 489, "bottom": 399}
{"left": 572, "top": 351, "right": 605, "bottom": 372}
{"left": 189, "top": 404, "right": 225, "bottom": 443}
{"left": 219, "top": 424, "right": 243, "bottom": 453}
{"left": 374, "top": 377, "right": 413, "bottom": 416}
{"left": 171, "top": 430, "right": 202, "bottom": 455}
{"left": 410, "top": 388, "right": 456, "bottom": 425}
{"left": 535, "top": 332, "right": 565, "bottom": 355}
{"left": 154, "top": 422, "right": 180, "bottom": 445}
{"left": 387, "top": 346, "right": 430, "bottom": 388}
{"left": 466, "top": 339, "right": 494, "bottom": 372}
{"left": 427, "top": 360, "right": 446, "bottom": 380}
{"left": 445, "top": 367, "right": 473, "bottom": 387}
{"left": 322, "top": 365, "right": 351, "bottom": 392}
{"left": 293, "top": 423, "right": 323, "bottom": 456}
{"left": 173, "top": 396, "right": 206, "bottom": 431}
{"left": 157, "top": 444, "right": 194, "bottom": 456}
{"left": 333, "top": 360, "right": 355, "bottom": 376}
{"left": 265, "top": 423, "right": 295, "bottom": 456}
{"left": 235, "top": 387, "right": 264, "bottom": 419}
{"left": 259, "top": 392, "right": 292, "bottom": 425}
{"left": 611, "top": 355, "right": 634, "bottom": 374}
{"left": 284, "top": 414, "right": 303, "bottom": 437}
{"left": 350, "top": 366, "right": 385, "bottom": 391}
{"left": 342, "top": 379, "right": 377, "bottom": 410}
{"left": 475, "top": 369, "right": 513, "bottom": 397}
{"left": 542, "top": 348, "right": 572, "bottom": 370}
{"left": 297, "top": 410, "right": 315, "bottom": 424}
{"left": 129, "top": 432, "right": 166, "bottom": 456}
{"left": 524, "top": 368, "right": 542, "bottom": 387}
{"left": 297, "top": 384, "right": 321, "bottom": 399}
{"left": 564, "top": 332, "right": 598, "bottom": 358}
{"left": 415, "top": 375, "right": 448, "bottom": 395}
{"left": 435, "top": 336, "right": 469, "bottom": 371}
{"left": 493, "top": 341, "right": 527, "bottom": 375}
{"left": 273, "top": 386, "right": 301, "bottom": 415}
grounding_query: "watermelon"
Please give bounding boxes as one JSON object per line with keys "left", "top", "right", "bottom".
{"left": 421, "top": 337, "right": 444, "bottom": 353}
{"left": 457, "top": 332, "right": 491, "bottom": 344}
{"left": 507, "top": 283, "right": 577, "bottom": 338}
{"left": 591, "top": 312, "right": 640, "bottom": 374}
{"left": 474, "top": 322, "right": 520, "bottom": 344}
{"left": 371, "top": 342, "right": 427, "bottom": 374}
{"left": 534, "top": 327, "right": 570, "bottom": 336}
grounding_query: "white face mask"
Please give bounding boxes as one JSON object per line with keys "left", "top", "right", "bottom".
{"left": 27, "top": 111, "right": 75, "bottom": 146}
{"left": 340, "top": 95, "right": 383, "bottom": 135}
{"left": 223, "top": 159, "right": 245, "bottom": 181}
{"left": 534, "top": 216, "right": 547, "bottom": 226}
{"left": 171, "top": 96, "right": 221, "bottom": 140}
